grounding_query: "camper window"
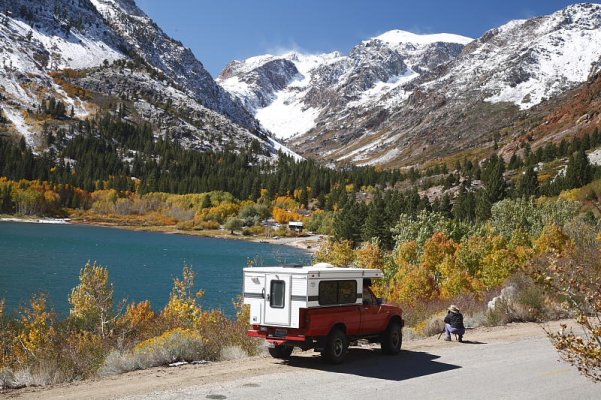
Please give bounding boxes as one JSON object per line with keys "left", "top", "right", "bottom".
{"left": 270, "top": 280, "right": 285, "bottom": 308}
{"left": 318, "top": 280, "right": 357, "bottom": 305}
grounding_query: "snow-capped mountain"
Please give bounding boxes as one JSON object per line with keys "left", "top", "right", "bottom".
{"left": 440, "top": 3, "right": 601, "bottom": 110}
{"left": 221, "top": 3, "right": 601, "bottom": 167}
{"left": 88, "top": 0, "right": 259, "bottom": 132}
{"left": 218, "top": 30, "right": 471, "bottom": 140}
{"left": 0, "top": 0, "right": 295, "bottom": 158}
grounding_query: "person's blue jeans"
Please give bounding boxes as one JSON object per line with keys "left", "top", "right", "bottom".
{"left": 445, "top": 323, "right": 465, "bottom": 338}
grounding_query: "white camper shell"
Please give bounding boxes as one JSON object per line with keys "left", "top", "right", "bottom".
{"left": 243, "top": 262, "right": 383, "bottom": 328}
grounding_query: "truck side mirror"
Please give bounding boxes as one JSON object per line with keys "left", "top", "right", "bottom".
{"left": 376, "top": 297, "right": 384, "bottom": 306}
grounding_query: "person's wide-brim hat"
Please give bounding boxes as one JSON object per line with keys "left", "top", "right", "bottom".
{"left": 448, "top": 305, "right": 460, "bottom": 313}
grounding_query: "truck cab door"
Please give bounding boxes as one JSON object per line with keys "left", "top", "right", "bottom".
{"left": 264, "top": 274, "right": 291, "bottom": 326}
{"left": 360, "top": 287, "right": 385, "bottom": 335}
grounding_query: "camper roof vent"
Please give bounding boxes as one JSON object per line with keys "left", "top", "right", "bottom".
{"left": 283, "top": 264, "right": 304, "bottom": 268}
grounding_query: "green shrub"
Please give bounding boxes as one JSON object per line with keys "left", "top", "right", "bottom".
{"left": 194, "top": 220, "right": 220, "bottom": 230}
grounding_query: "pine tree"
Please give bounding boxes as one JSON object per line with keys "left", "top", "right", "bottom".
{"left": 475, "top": 190, "right": 492, "bottom": 222}
{"left": 518, "top": 166, "right": 539, "bottom": 197}
{"left": 453, "top": 185, "right": 476, "bottom": 222}
{"left": 564, "top": 149, "right": 592, "bottom": 189}
{"left": 334, "top": 200, "right": 367, "bottom": 246}
{"left": 592, "top": 127, "right": 601, "bottom": 147}
{"left": 483, "top": 154, "right": 506, "bottom": 203}
{"left": 362, "top": 194, "right": 388, "bottom": 246}
{"left": 439, "top": 193, "right": 453, "bottom": 219}
{"left": 299, "top": 187, "right": 309, "bottom": 209}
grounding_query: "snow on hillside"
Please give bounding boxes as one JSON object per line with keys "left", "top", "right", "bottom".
{"left": 373, "top": 30, "right": 473, "bottom": 46}
{"left": 220, "top": 51, "right": 344, "bottom": 139}
{"left": 9, "top": 18, "right": 124, "bottom": 70}
{"left": 0, "top": 8, "right": 124, "bottom": 139}
{"left": 266, "top": 136, "right": 303, "bottom": 162}
{"left": 256, "top": 95, "right": 320, "bottom": 139}
{"left": 485, "top": 22, "right": 601, "bottom": 109}
{"left": 589, "top": 149, "right": 601, "bottom": 166}
{"left": 2, "top": 108, "right": 36, "bottom": 146}
{"left": 253, "top": 52, "right": 343, "bottom": 139}
{"left": 253, "top": 52, "right": 342, "bottom": 139}
{"left": 220, "top": 31, "right": 467, "bottom": 139}
{"left": 477, "top": 4, "right": 601, "bottom": 109}
{"left": 347, "top": 68, "right": 419, "bottom": 109}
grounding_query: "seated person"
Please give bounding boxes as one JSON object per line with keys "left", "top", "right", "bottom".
{"left": 362, "top": 278, "right": 377, "bottom": 305}
{"left": 444, "top": 304, "right": 465, "bottom": 342}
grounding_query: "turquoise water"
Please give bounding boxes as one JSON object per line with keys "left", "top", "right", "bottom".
{"left": 0, "top": 221, "right": 311, "bottom": 316}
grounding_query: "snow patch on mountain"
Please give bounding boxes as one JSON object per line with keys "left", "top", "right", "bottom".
{"left": 373, "top": 30, "right": 473, "bottom": 46}
{"left": 256, "top": 96, "right": 320, "bottom": 140}
{"left": 266, "top": 137, "right": 303, "bottom": 161}
{"left": 359, "top": 147, "right": 400, "bottom": 166}
{"left": 9, "top": 17, "right": 124, "bottom": 70}
{"left": 219, "top": 51, "right": 344, "bottom": 138}
{"left": 347, "top": 68, "right": 420, "bottom": 108}
{"left": 3, "top": 108, "right": 36, "bottom": 146}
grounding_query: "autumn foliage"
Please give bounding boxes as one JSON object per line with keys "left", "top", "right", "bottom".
{"left": 0, "top": 264, "right": 259, "bottom": 388}
{"left": 534, "top": 226, "right": 601, "bottom": 381}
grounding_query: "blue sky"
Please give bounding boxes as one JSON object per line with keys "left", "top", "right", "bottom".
{"left": 136, "top": 0, "right": 586, "bottom": 77}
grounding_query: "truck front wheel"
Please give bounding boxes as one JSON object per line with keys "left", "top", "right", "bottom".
{"left": 321, "top": 328, "right": 348, "bottom": 364}
{"left": 268, "top": 344, "right": 294, "bottom": 359}
{"left": 381, "top": 322, "right": 402, "bottom": 355}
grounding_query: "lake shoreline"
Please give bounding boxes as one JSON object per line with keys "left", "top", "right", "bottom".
{"left": 0, "top": 218, "right": 313, "bottom": 316}
{"left": 0, "top": 215, "right": 321, "bottom": 255}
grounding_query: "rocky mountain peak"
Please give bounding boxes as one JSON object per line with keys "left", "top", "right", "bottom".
{"left": 217, "top": 3, "right": 601, "bottom": 167}
{"left": 219, "top": 29, "right": 471, "bottom": 139}
{"left": 86, "top": 0, "right": 261, "bottom": 132}
{"left": 92, "top": 0, "right": 142, "bottom": 16}
{"left": 0, "top": 0, "right": 295, "bottom": 159}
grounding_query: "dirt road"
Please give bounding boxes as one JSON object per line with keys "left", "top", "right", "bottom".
{"left": 8, "top": 321, "right": 600, "bottom": 400}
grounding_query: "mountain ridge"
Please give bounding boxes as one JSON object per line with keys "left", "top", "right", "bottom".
{"left": 0, "top": 0, "right": 298, "bottom": 159}
{"left": 218, "top": 30, "right": 470, "bottom": 141}
{"left": 219, "top": 3, "right": 601, "bottom": 167}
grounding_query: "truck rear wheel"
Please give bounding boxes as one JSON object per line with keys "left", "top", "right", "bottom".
{"left": 268, "top": 344, "right": 294, "bottom": 359}
{"left": 321, "top": 328, "right": 348, "bottom": 364}
{"left": 381, "top": 322, "right": 402, "bottom": 355}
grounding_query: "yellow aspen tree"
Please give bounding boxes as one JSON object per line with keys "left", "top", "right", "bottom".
{"left": 14, "top": 294, "right": 56, "bottom": 367}
{"left": 69, "top": 261, "right": 115, "bottom": 338}
{"left": 118, "top": 300, "right": 157, "bottom": 342}
{"left": 355, "top": 239, "right": 385, "bottom": 270}
{"left": 161, "top": 265, "right": 205, "bottom": 329}
{"left": 314, "top": 239, "right": 356, "bottom": 267}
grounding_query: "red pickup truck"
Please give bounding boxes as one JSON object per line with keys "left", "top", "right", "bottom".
{"left": 243, "top": 263, "right": 404, "bottom": 363}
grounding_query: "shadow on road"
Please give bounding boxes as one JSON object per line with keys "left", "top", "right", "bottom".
{"left": 459, "top": 340, "right": 486, "bottom": 345}
{"left": 281, "top": 348, "right": 460, "bottom": 381}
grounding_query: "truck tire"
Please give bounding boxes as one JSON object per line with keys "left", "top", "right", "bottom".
{"left": 268, "top": 344, "right": 294, "bottom": 359}
{"left": 321, "top": 328, "right": 348, "bottom": 364}
{"left": 381, "top": 321, "right": 402, "bottom": 355}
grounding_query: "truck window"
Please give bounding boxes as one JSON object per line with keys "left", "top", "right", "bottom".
{"left": 318, "top": 280, "right": 357, "bottom": 305}
{"left": 270, "top": 280, "right": 285, "bottom": 308}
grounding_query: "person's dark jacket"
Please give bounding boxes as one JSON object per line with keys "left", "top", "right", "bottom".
{"left": 444, "top": 312, "right": 465, "bottom": 329}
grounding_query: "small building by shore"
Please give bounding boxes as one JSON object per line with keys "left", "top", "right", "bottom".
{"left": 288, "top": 221, "right": 304, "bottom": 232}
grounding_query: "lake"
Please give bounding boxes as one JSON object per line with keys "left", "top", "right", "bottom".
{"left": 0, "top": 221, "right": 311, "bottom": 317}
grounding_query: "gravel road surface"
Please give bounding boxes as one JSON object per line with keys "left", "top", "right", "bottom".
{"left": 11, "top": 321, "right": 600, "bottom": 400}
